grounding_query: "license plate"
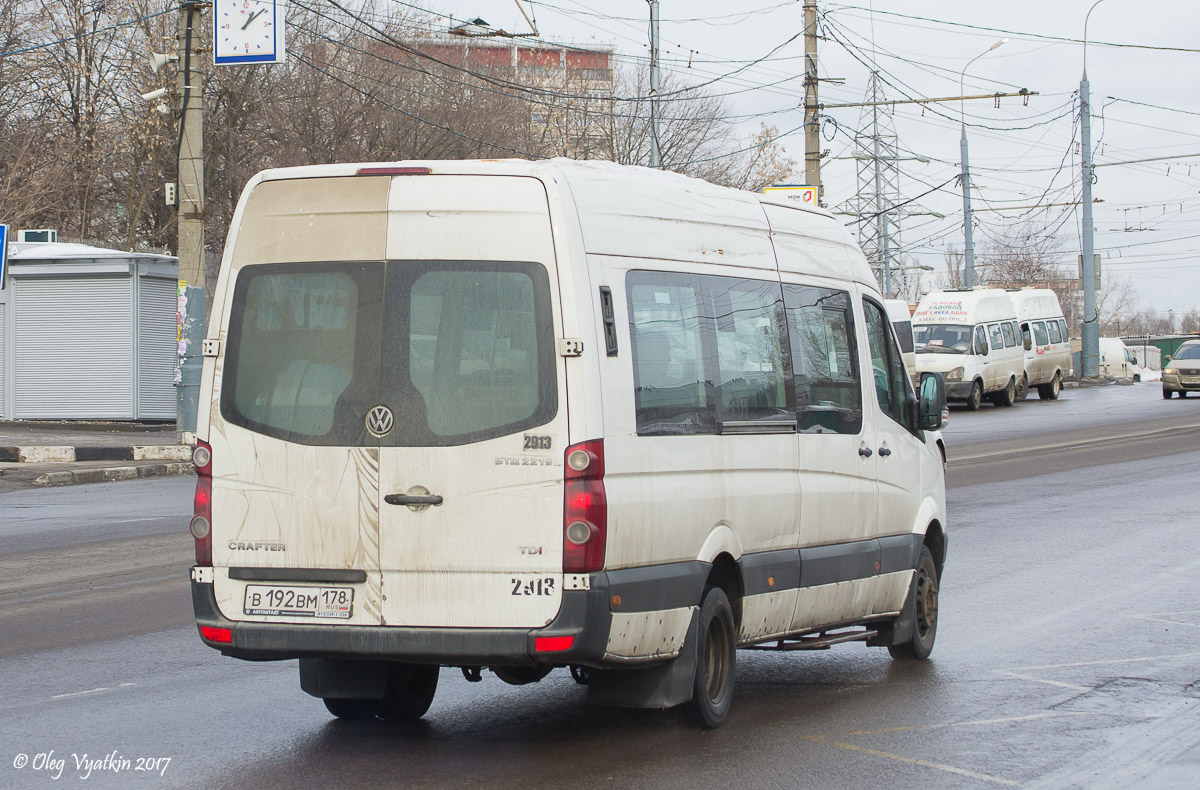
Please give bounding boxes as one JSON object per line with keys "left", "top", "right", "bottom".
{"left": 243, "top": 585, "right": 353, "bottom": 619}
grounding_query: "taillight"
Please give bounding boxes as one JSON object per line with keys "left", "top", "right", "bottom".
{"left": 191, "top": 440, "right": 212, "bottom": 566}
{"left": 563, "top": 439, "right": 606, "bottom": 573}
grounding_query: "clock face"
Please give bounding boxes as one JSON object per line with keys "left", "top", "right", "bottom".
{"left": 214, "top": 0, "right": 285, "bottom": 65}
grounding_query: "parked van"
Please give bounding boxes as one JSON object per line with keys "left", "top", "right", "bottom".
{"left": 1072, "top": 337, "right": 1144, "bottom": 380}
{"left": 883, "top": 298, "right": 917, "bottom": 382}
{"left": 188, "top": 159, "right": 948, "bottom": 729}
{"left": 912, "top": 289, "right": 1025, "bottom": 409}
{"left": 1006, "top": 288, "right": 1072, "bottom": 400}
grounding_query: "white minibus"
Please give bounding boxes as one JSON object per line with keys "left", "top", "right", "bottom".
{"left": 912, "top": 289, "right": 1025, "bottom": 410}
{"left": 1006, "top": 288, "right": 1071, "bottom": 400}
{"left": 188, "top": 159, "right": 948, "bottom": 728}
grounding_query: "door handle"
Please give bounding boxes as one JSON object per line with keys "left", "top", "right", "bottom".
{"left": 858, "top": 445, "right": 873, "bottom": 458}
{"left": 384, "top": 494, "right": 444, "bottom": 506}
{"left": 878, "top": 446, "right": 892, "bottom": 457}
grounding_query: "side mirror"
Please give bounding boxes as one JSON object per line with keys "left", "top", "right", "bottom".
{"left": 918, "top": 372, "right": 946, "bottom": 431}
{"left": 1165, "top": 355, "right": 1172, "bottom": 362}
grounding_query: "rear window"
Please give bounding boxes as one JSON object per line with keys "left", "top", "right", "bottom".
{"left": 892, "top": 321, "right": 914, "bottom": 353}
{"left": 221, "top": 261, "right": 556, "bottom": 446}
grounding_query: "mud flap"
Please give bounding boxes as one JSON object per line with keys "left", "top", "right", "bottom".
{"left": 586, "top": 608, "right": 701, "bottom": 709}
{"left": 299, "top": 658, "right": 389, "bottom": 699}
{"left": 868, "top": 569, "right": 918, "bottom": 648}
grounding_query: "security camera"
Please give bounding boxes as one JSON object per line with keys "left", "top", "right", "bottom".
{"left": 141, "top": 87, "right": 168, "bottom": 102}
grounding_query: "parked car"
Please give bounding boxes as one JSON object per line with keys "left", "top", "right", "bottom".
{"left": 1162, "top": 339, "right": 1200, "bottom": 398}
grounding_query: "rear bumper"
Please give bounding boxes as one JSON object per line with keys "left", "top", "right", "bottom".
{"left": 191, "top": 579, "right": 614, "bottom": 666}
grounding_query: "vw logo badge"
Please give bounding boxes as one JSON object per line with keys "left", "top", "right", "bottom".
{"left": 365, "top": 405, "right": 394, "bottom": 437}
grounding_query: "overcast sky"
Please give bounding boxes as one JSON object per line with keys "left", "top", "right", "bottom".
{"left": 428, "top": 1, "right": 1199, "bottom": 319}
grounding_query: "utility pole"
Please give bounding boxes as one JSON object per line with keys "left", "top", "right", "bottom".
{"left": 802, "top": 0, "right": 821, "bottom": 202}
{"left": 648, "top": 0, "right": 661, "bottom": 168}
{"left": 960, "top": 40, "right": 1006, "bottom": 290}
{"left": 176, "top": 0, "right": 206, "bottom": 437}
{"left": 1079, "top": 0, "right": 1108, "bottom": 378}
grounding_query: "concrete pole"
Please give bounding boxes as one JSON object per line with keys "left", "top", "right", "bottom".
{"left": 958, "top": 40, "right": 1005, "bottom": 290}
{"left": 648, "top": 0, "right": 661, "bottom": 168}
{"left": 802, "top": 0, "right": 822, "bottom": 202}
{"left": 176, "top": 1, "right": 205, "bottom": 436}
{"left": 1079, "top": 0, "right": 1107, "bottom": 377}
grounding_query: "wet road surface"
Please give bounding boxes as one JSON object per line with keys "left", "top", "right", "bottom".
{"left": 2, "top": 385, "right": 1198, "bottom": 789}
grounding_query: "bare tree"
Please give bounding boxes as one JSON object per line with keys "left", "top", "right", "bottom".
{"left": 936, "top": 247, "right": 965, "bottom": 290}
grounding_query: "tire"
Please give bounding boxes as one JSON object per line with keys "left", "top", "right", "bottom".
{"left": 888, "top": 545, "right": 939, "bottom": 661}
{"left": 323, "top": 697, "right": 381, "bottom": 720}
{"left": 1163, "top": 388, "right": 1173, "bottom": 399}
{"left": 377, "top": 663, "right": 439, "bottom": 722}
{"left": 688, "top": 586, "right": 737, "bottom": 729}
{"left": 1038, "top": 372, "right": 1062, "bottom": 400}
{"left": 965, "top": 380, "right": 983, "bottom": 411}
{"left": 1015, "top": 374, "right": 1029, "bottom": 402}
{"left": 996, "top": 377, "right": 1016, "bottom": 407}
{"left": 1182, "top": 391, "right": 1190, "bottom": 399}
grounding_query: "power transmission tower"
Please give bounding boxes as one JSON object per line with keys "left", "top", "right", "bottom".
{"left": 853, "top": 72, "right": 901, "bottom": 297}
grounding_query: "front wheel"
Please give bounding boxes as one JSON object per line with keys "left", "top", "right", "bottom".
{"left": 965, "top": 380, "right": 983, "bottom": 411}
{"left": 1015, "top": 374, "right": 1029, "bottom": 401}
{"left": 1163, "top": 388, "right": 1173, "bottom": 399}
{"left": 688, "top": 586, "right": 736, "bottom": 729}
{"left": 888, "top": 546, "right": 939, "bottom": 661}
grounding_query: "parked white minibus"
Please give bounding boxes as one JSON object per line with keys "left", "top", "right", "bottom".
{"left": 1006, "top": 288, "right": 1071, "bottom": 400}
{"left": 188, "top": 159, "right": 948, "bottom": 728}
{"left": 912, "top": 289, "right": 1025, "bottom": 409}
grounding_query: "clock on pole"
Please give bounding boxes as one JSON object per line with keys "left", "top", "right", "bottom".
{"left": 214, "top": 0, "right": 286, "bottom": 65}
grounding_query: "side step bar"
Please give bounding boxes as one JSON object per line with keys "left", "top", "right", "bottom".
{"left": 743, "top": 628, "right": 878, "bottom": 651}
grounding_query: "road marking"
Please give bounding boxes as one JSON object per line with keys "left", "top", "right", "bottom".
{"left": 843, "top": 711, "right": 1085, "bottom": 736}
{"left": 1002, "top": 651, "right": 1200, "bottom": 672}
{"left": 998, "top": 672, "right": 1091, "bottom": 692}
{"left": 804, "top": 735, "right": 1019, "bottom": 786}
{"left": 950, "top": 422, "right": 1200, "bottom": 465}
{"left": 51, "top": 682, "right": 135, "bottom": 700}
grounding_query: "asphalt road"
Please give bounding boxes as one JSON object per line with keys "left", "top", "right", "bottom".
{"left": 2, "top": 384, "right": 1198, "bottom": 789}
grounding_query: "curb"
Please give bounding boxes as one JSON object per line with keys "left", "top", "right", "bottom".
{"left": 33, "top": 462, "right": 195, "bottom": 487}
{"left": 0, "top": 445, "right": 191, "bottom": 463}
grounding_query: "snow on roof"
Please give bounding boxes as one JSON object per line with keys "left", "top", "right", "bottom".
{"left": 9, "top": 241, "right": 175, "bottom": 262}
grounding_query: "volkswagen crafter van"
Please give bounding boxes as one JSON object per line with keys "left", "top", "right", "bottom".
{"left": 913, "top": 289, "right": 1025, "bottom": 410}
{"left": 189, "top": 159, "right": 948, "bottom": 728}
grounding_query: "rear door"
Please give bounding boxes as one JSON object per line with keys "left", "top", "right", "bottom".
{"left": 375, "top": 175, "right": 568, "bottom": 629}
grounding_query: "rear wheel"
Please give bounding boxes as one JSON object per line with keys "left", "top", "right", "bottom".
{"left": 965, "top": 380, "right": 983, "bottom": 411}
{"left": 688, "top": 586, "right": 736, "bottom": 729}
{"left": 1038, "top": 372, "right": 1062, "bottom": 400}
{"left": 377, "top": 664, "right": 439, "bottom": 722}
{"left": 993, "top": 377, "right": 1016, "bottom": 407}
{"left": 323, "top": 697, "right": 381, "bottom": 720}
{"left": 888, "top": 545, "right": 939, "bottom": 661}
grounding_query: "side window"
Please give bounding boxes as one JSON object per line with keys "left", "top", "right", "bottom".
{"left": 1059, "top": 319, "right": 1069, "bottom": 341}
{"left": 1002, "top": 322, "right": 1016, "bottom": 348}
{"left": 784, "top": 285, "right": 863, "bottom": 435}
{"left": 1033, "top": 321, "right": 1050, "bottom": 347}
{"left": 628, "top": 273, "right": 713, "bottom": 435}
{"left": 1048, "top": 320, "right": 1062, "bottom": 344}
{"left": 988, "top": 323, "right": 1005, "bottom": 351}
{"left": 863, "top": 299, "right": 910, "bottom": 427}
{"left": 707, "top": 277, "right": 793, "bottom": 423}
{"left": 893, "top": 321, "right": 914, "bottom": 353}
{"left": 974, "top": 325, "right": 989, "bottom": 354}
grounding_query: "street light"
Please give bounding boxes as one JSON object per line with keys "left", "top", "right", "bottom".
{"left": 1079, "top": 0, "right": 1109, "bottom": 378}
{"left": 959, "top": 38, "right": 1006, "bottom": 290}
